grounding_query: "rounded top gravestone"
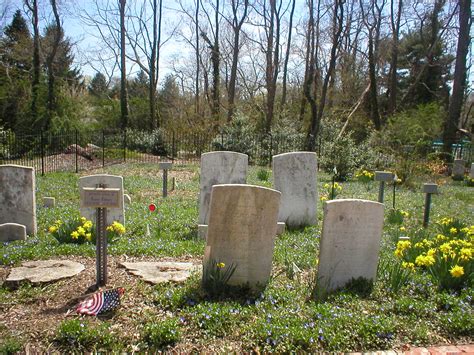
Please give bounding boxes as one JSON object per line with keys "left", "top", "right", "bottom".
{"left": 272, "top": 152, "right": 318, "bottom": 228}
{"left": 0, "top": 164, "right": 37, "bottom": 235}
{"left": 198, "top": 151, "right": 248, "bottom": 225}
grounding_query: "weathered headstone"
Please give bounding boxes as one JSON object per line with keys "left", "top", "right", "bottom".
{"left": 315, "top": 199, "right": 384, "bottom": 298}
{"left": 0, "top": 223, "right": 26, "bottom": 242}
{"left": 198, "top": 151, "right": 248, "bottom": 226}
{"left": 43, "top": 197, "right": 56, "bottom": 208}
{"left": 124, "top": 194, "right": 132, "bottom": 204}
{"left": 452, "top": 159, "right": 465, "bottom": 180}
{"left": 6, "top": 260, "right": 85, "bottom": 284}
{"left": 0, "top": 164, "right": 36, "bottom": 235}
{"left": 203, "top": 184, "right": 280, "bottom": 290}
{"left": 198, "top": 224, "right": 208, "bottom": 240}
{"left": 469, "top": 163, "right": 474, "bottom": 179}
{"left": 79, "top": 174, "right": 125, "bottom": 226}
{"left": 272, "top": 152, "right": 318, "bottom": 228}
{"left": 276, "top": 222, "right": 286, "bottom": 236}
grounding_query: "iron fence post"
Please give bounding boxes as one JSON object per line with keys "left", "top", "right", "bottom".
{"left": 40, "top": 130, "right": 45, "bottom": 176}
{"left": 75, "top": 129, "right": 78, "bottom": 173}
{"left": 102, "top": 130, "right": 105, "bottom": 168}
{"left": 172, "top": 131, "right": 176, "bottom": 161}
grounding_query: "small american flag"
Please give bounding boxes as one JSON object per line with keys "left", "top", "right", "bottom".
{"left": 76, "top": 288, "right": 125, "bottom": 316}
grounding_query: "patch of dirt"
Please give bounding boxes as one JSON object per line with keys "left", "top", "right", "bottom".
{"left": 0, "top": 255, "right": 202, "bottom": 352}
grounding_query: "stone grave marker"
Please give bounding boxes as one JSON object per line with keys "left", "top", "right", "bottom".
{"left": 121, "top": 261, "right": 198, "bottom": 284}
{"left": 6, "top": 260, "right": 85, "bottom": 284}
{"left": 452, "top": 159, "right": 465, "bottom": 180}
{"left": 79, "top": 174, "right": 125, "bottom": 226}
{"left": 124, "top": 194, "right": 132, "bottom": 204}
{"left": 470, "top": 163, "right": 474, "bottom": 179}
{"left": 0, "top": 164, "right": 36, "bottom": 235}
{"left": 198, "top": 151, "right": 248, "bottom": 226}
{"left": 315, "top": 199, "right": 384, "bottom": 298}
{"left": 43, "top": 197, "right": 56, "bottom": 208}
{"left": 272, "top": 152, "right": 318, "bottom": 228}
{"left": 203, "top": 184, "right": 280, "bottom": 290}
{"left": 0, "top": 223, "right": 27, "bottom": 242}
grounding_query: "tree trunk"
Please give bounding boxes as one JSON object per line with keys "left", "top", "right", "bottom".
{"left": 227, "top": 0, "right": 248, "bottom": 122}
{"left": 442, "top": 0, "right": 471, "bottom": 157}
{"left": 367, "top": 32, "right": 381, "bottom": 130}
{"left": 119, "top": 0, "right": 129, "bottom": 130}
{"left": 388, "top": 0, "right": 402, "bottom": 114}
{"left": 27, "top": 0, "right": 40, "bottom": 130}
{"left": 46, "top": 0, "right": 61, "bottom": 131}
{"left": 280, "top": 0, "right": 296, "bottom": 108}
{"left": 195, "top": 0, "right": 200, "bottom": 116}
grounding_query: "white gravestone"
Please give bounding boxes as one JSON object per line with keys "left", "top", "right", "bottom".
{"left": 198, "top": 151, "right": 248, "bottom": 225}
{"left": 315, "top": 199, "right": 384, "bottom": 297}
{"left": 0, "top": 223, "right": 27, "bottom": 242}
{"left": 272, "top": 152, "right": 318, "bottom": 228}
{"left": 203, "top": 184, "right": 280, "bottom": 290}
{"left": 0, "top": 164, "right": 37, "bottom": 235}
{"left": 79, "top": 174, "right": 125, "bottom": 226}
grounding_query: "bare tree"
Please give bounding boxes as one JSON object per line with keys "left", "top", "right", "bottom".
{"left": 305, "top": 0, "right": 344, "bottom": 150}
{"left": 119, "top": 0, "right": 129, "bottom": 129}
{"left": 200, "top": 0, "right": 221, "bottom": 127}
{"left": 387, "top": 0, "right": 402, "bottom": 114}
{"left": 45, "top": 0, "right": 62, "bottom": 130}
{"left": 280, "top": 0, "right": 295, "bottom": 108}
{"left": 443, "top": 0, "right": 471, "bottom": 156}
{"left": 225, "top": 0, "right": 249, "bottom": 122}
{"left": 24, "top": 0, "right": 40, "bottom": 128}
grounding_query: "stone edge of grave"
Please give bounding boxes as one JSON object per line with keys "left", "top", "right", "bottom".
{"left": 346, "top": 343, "right": 474, "bottom": 354}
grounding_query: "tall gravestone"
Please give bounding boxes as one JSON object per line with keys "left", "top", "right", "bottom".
{"left": 198, "top": 151, "right": 248, "bottom": 226}
{"left": 315, "top": 199, "right": 384, "bottom": 298}
{"left": 79, "top": 174, "right": 125, "bottom": 226}
{"left": 272, "top": 152, "right": 318, "bottom": 228}
{"left": 0, "top": 164, "right": 37, "bottom": 235}
{"left": 203, "top": 184, "right": 280, "bottom": 289}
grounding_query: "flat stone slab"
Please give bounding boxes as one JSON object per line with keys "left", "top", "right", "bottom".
{"left": 6, "top": 260, "right": 85, "bottom": 284}
{"left": 120, "top": 261, "right": 198, "bottom": 284}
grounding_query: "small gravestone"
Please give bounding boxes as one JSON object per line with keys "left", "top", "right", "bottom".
{"left": 452, "top": 159, "right": 465, "bottom": 180}
{"left": 272, "top": 152, "right": 318, "bottom": 228}
{"left": 203, "top": 184, "right": 280, "bottom": 290}
{"left": 198, "top": 224, "right": 208, "bottom": 240}
{"left": 124, "top": 194, "right": 132, "bottom": 204}
{"left": 79, "top": 174, "right": 125, "bottom": 226}
{"left": 0, "top": 164, "right": 37, "bottom": 235}
{"left": 43, "top": 197, "right": 56, "bottom": 208}
{"left": 276, "top": 222, "right": 286, "bottom": 236}
{"left": 0, "top": 223, "right": 26, "bottom": 242}
{"left": 6, "top": 260, "right": 85, "bottom": 284}
{"left": 198, "top": 152, "right": 248, "bottom": 225}
{"left": 315, "top": 199, "right": 384, "bottom": 298}
{"left": 470, "top": 163, "right": 474, "bottom": 179}
{"left": 120, "top": 261, "right": 197, "bottom": 284}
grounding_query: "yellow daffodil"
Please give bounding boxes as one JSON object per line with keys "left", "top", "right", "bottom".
{"left": 401, "top": 261, "right": 415, "bottom": 271}
{"left": 71, "top": 231, "right": 79, "bottom": 239}
{"left": 77, "top": 226, "right": 86, "bottom": 236}
{"left": 85, "top": 233, "right": 92, "bottom": 241}
{"left": 415, "top": 254, "right": 435, "bottom": 267}
{"left": 48, "top": 226, "right": 58, "bottom": 233}
{"left": 399, "top": 226, "right": 406, "bottom": 232}
{"left": 450, "top": 227, "right": 458, "bottom": 234}
{"left": 459, "top": 248, "right": 472, "bottom": 261}
{"left": 449, "top": 265, "right": 464, "bottom": 278}
{"left": 217, "top": 262, "right": 226, "bottom": 268}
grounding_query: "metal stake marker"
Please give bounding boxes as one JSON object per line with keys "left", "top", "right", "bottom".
{"left": 159, "top": 162, "right": 173, "bottom": 198}
{"left": 96, "top": 206, "right": 108, "bottom": 287}
{"left": 423, "top": 183, "right": 438, "bottom": 228}
{"left": 375, "top": 171, "right": 394, "bottom": 203}
{"left": 392, "top": 174, "right": 398, "bottom": 209}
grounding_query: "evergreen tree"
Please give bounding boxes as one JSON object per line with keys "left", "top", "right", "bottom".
{"left": 88, "top": 72, "right": 108, "bottom": 98}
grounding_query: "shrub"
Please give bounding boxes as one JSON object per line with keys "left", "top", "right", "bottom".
{"left": 0, "top": 336, "right": 22, "bottom": 354}
{"left": 126, "top": 128, "right": 168, "bottom": 156}
{"left": 257, "top": 168, "right": 270, "bottom": 181}
{"left": 143, "top": 318, "right": 181, "bottom": 349}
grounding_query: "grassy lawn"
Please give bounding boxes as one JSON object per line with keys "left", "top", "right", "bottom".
{"left": 1, "top": 163, "right": 473, "bottom": 352}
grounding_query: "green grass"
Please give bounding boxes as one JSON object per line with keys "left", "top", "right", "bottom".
{"left": 1, "top": 163, "right": 473, "bottom": 352}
